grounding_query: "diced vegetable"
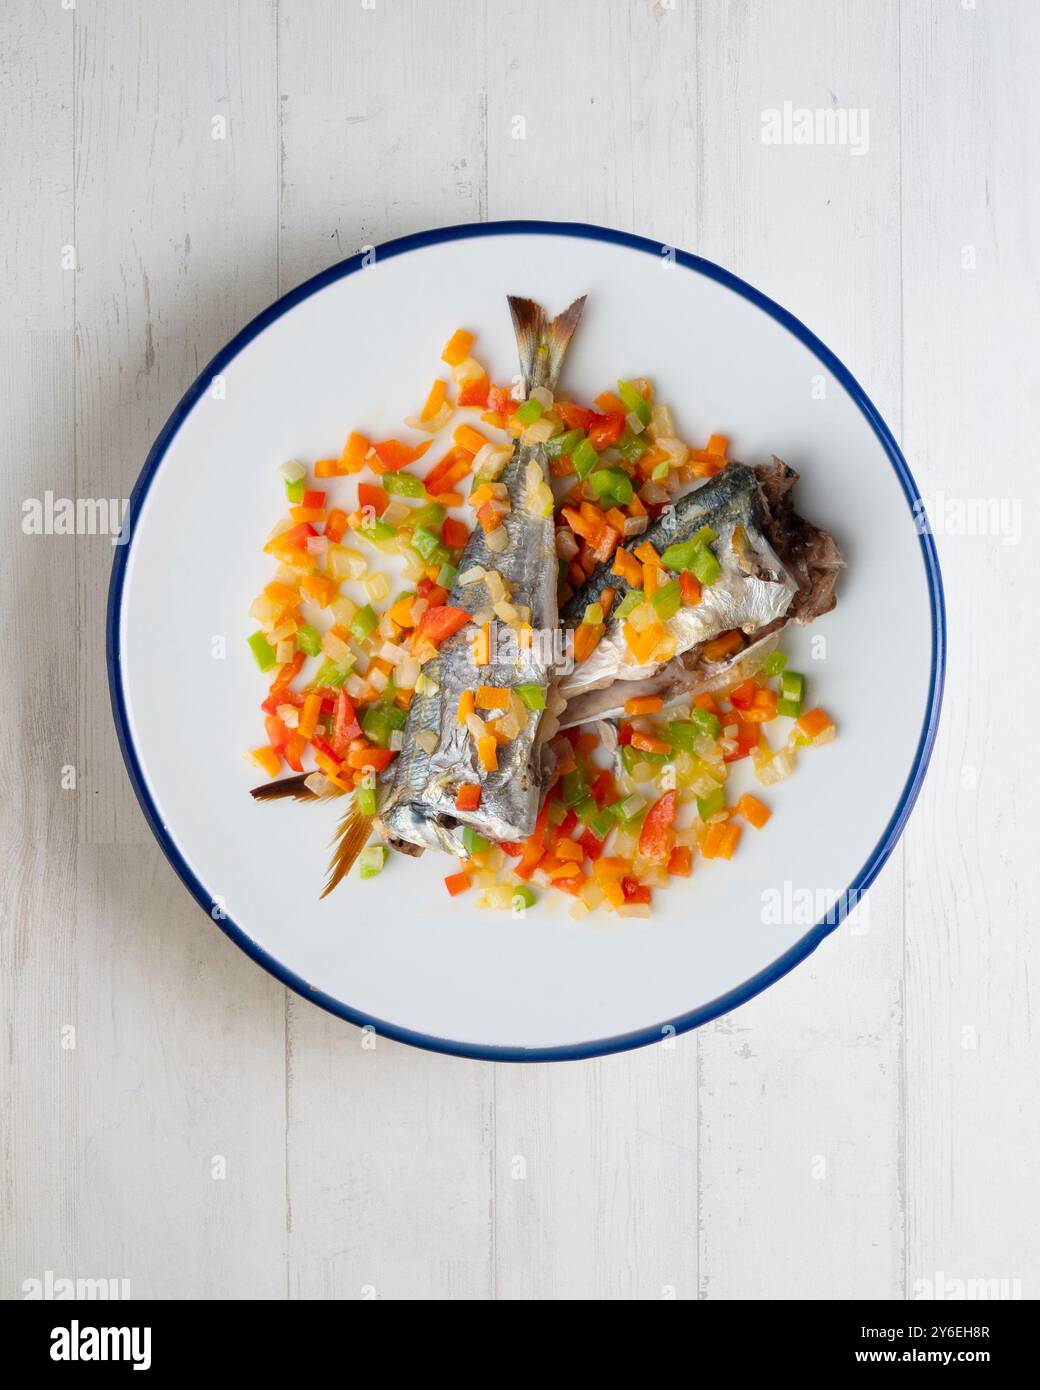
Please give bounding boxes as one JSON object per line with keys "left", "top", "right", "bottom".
{"left": 617, "top": 379, "right": 651, "bottom": 426}
{"left": 358, "top": 845, "right": 387, "bottom": 879}
{"left": 761, "top": 651, "right": 787, "bottom": 676}
{"left": 515, "top": 683, "right": 546, "bottom": 711}
{"left": 696, "top": 786, "right": 726, "bottom": 821}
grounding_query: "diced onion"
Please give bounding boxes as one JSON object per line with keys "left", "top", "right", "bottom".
{"left": 415, "top": 729, "right": 439, "bottom": 755}
{"left": 625, "top": 411, "right": 646, "bottom": 435}
{"left": 530, "top": 386, "right": 554, "bottom": 408}
{"left": 277, "top": 459, "right": 307, "bottom": 483}
{"left": 485, "top": 525, "right": 508, "bottom": 553}
{"left": 623, "top": 515, "right": 648, "bottom": 537}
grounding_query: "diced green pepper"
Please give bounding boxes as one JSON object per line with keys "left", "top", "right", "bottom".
{"left": 651, "top": 579, "right": 681, "bottom": 620}
{"left": 651, "top": 461, "right": 670, "bottom": 482}
{"left": 295, "top": 624, "right": 321, "bottom": 657}
{"left": 462, "top": 826, "right": 490, "bottom": 854}
{"left": 411, "top": 525, "right": 444, "bottom": 562}
{"left": 583, "top": 602, "right": 604, "bottom": 626}
{"left": 561, "top": 768, "right": 587, "bottom": 807}
{"left": 313, "top": 657, "right": 355, "bottom": 689}
{"left": 571, "top": 438, "right": 599, "bottom": 478}
{"left": 247, "top": 630, "right": 277, "bottom": 671}
{"left": 696, "top": 785, "right": 726, "bottom": 821}
{"left": 285, "top": 476, "right": 305, "bottom": 504}
{"left": 691, "top": 544, "right": 721, "bottom": 586}
{"left": 616, "top": 379, "right": 651, "bottom": 426}
{"left": 776, "top": 697, "right": 803, "bottom": 718}
{"left": 436, "top": 562, "right": 457, "bottom": 589}
{"left": 545, "top": 427, "right": 584, "bottom": 459}
{"left": 514, "top": 397, "right": 544, "bottom": 425}
{"left": 411, "top": 502, "right": 446, "bottom": 532}
{"left": 691, "top": 525, "right": 719, "bottom": 548}
{"left": 588, "top": 467, "right": 634, "bottom": 506}
{"left": 358, "top": 518, "right": 397, "bottom": 544}
{"left": 382, "top": 471, "right": 427, "bottom": 498}
{"left": 356, "top": 781, "right": 378, "bottom": 817}
{"left": 358, "top": 844, "right": 387, "bottom": 879}
{"left": 660, "top": 537, "right": 699, "bottom": 571}
{"left": 780, "top": 670, "right": 805, "bottom": 702}
{"left": 574, "top": 795, "right": 599, "bottom": 826}
{"left": 666, "top": 720, "right": 698, "bottom": 752}
{"left": 515, "top": 683, "right": 546, "bottom": 711}
{"left": 761, "top": 651, "right": 788, "bottom": 676}
{"left": 614, "top": 588, "right": 644, "bottom": 619}
{"left": 617, "top": 429, "right": 650, "bottom": 463}
{"left": 350, "top": 604, "right": 378, "bottom": 642}
{"left": 511, "top": 883, "right": 537, "bottom": 911}
{"left": 691, "top": 706, "right": 721, "bottom": 739}
{"left": 588, "top": 807, "right": 615, "bottom": 840}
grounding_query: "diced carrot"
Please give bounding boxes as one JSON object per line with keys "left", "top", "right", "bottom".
{"left": 717, "top": 822, "right": 741, "bottom": 859}
{"left": 372, "top": 438, "right": 431, "bottom": 472}
{"left": 627, "top": 493, "right": 648, "bottom": 518}
{"left": 300, "top": 574, "right": 336, "bottom": 608}
{"left": 742, "top": 688, "right": 778, "bottom": 723}
{"left": 736, "top": 793, "right": 771, "bottom": 829}
{"left": 594, "top": 389, "right": 626, "bottom": 414}
{"left": 264, "top": 581, "right": 300, "bottom": 609}
{"left": 455, "top": 783, "right": 482, "bottom": 812}
{"left": 679, "top": 571, "right": 701, "bottom": 606}
{"left": 456, "top": 690, "right": 475, "bottom": 724}
{"left": 633, "top": 540, "right": 662, "bottom": 567}
{"left": 623, "top": 621, "right": 667, "bottom": 666}
{"left": 797, "top": 707, "right": 835, "bottom": 739}
{"left": 642, "top": 561, "right": 660, "bottom": 598}
{"left": 554, "top": 838, "right": 584, "bottom": 864}
{"left": 693, "top": 692, "right": 720, "bottom": 713}
{"left": 624, "top": 694, "right": 664, "bottom": 715}
{"left": 601, "top": 879, "right": 626, "bottom": 909}
{"left": 706, "top": 433, "right": 728, "bottom": 457}
{"left": 575, "top": 732, "right": 598, "bottom": 755}
{"left": 441, "top": 328, "right": 475, "bottom": 367}
{"left": 701, "top": 629, "right": 745, "bottom": 663}
{"left": 324, "top": 508, "right": 348, "bottom": 544}
{"left": 453, "top": 423, "right": 487, "bottom": 455}
{"left": 667, "top": 845, "right": 693, "bottom": 877}
{"left": 444, "top": 871, "right": 471, "bottom": 897}
{"left": 476, "top": 685, "right": 510, "bottom": 710}
{"left": 249, "top": 746, "right": 281, "bottom": 779}
{"left": 298, "top": 691, "right": 322, "bottom": 741}
{"left": 314, "top": 458, "right": 339, "bottom": 478}
{"left": 289, "top": 506, "right": 326, "bottom": 524}
{"left": 339, "top": 431, "right": 370, "bottom": 474}
{"left": 572, "top": 621, "right": 604, "bottom": 663}
{"left": 611, "top": 547, "right": 643, "bottom": 587}
{"left": 420, "top": 378, "right": 448, "bottom": 422}
{"left": 476, "top": 735, "right": 498, "bottom": 772}
{"left": 630, "top": 730, "right": 671, "bottom": 755}
{"left": 593, "top": 856, "right": 631, "bottom": 882}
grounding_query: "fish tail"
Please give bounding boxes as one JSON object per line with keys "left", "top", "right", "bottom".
{"left": 321, "top": 798, "right": 374, "bottom": 898}
{"left": 507, "top": 294, "right": 586, "bottom": 392}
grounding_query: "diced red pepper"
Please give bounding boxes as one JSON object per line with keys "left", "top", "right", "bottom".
{"left": 331, "top": 689, "right": 362, "bottom": 755}
{"left": 441, "top": 517, "right": 469, "bottom": 550}
{"left": 638, "top": 790, "right": 677, "bottom": 862}
{"left": 444, "top": 872, "right": 471, "bottom": 897}
{"left": 557, "top": 808, "right": 578, "bottom": 837}
{"left": 413, "top": 604, "right": 471, "bottom": 648}
{"left": 499, "top": 841, "right": 524, "bottom": 857}
{"left": 579, "top": 828, "right": 605, "bottom": 860}
{"left": 487, "top": 384, "right": 518, "bottom": 415}
{"left": 586, "top": 412, "right": 626, "bottom": 450}
{"left": 620, "top": 877, "right": 651, "bottom": 905}
{"left": 558, "top": 401, "right": 598, "bottom": 432}
{"left": 301, "top": 489, "right": 326, "bottom": 509}
{"left": 589, "top": 769, "right": 616, "bottom": 805}
{"left": 457, "top": 374, "right": 490, "bottom": 408}
{"left": 455, "top": 783, "right": 482, "bottom": 812}
{"left": 729, "top": 679, "right": 759, "bottom": 711}
{"left": 324, "top": 507, "right": 348, "bottom": 543}
{"left": 283, "top": 732, "right": 305, "bottom": 772}
{"left": 357, "top": 482, "right": 389, "bottom": 516}
{"left": 372, "top": 438, "right": 431, "bottom": 472}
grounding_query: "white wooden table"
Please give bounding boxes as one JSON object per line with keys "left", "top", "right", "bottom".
{"left": 3, "top": 0, "right": 1037, "bottom": 1301}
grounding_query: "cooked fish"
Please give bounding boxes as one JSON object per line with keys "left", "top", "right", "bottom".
{"left": 374, "top": 295, "right": 586, "bottom": 855}
{"left": 558, "top": 458, "right": 843, "bottom": 727}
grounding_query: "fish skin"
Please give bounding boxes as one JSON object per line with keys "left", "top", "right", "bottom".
{"left": 558, "top": 457, "right": 843, "bottom": 727}
{"left": 376, "top": 296, "right": 585, "bottom": 856}
{"left": 557, "top": 461, "right": 798, "bottom": 707}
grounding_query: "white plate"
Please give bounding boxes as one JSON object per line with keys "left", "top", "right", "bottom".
{"left": 109, "top": 222, "right": 944, "bottom": 1060}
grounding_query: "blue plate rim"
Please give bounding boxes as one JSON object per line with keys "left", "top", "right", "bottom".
{"left": 107, "top": 218, "right": 946, "bottom": 1063}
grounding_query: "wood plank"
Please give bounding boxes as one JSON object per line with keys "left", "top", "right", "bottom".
{"left": 900, "top": 0, "right": 1040, "bottom": 1300}
{"left": 0, "top": 0, "right": 78, "bottom": 1299}
{"left": 486, "top": 0, "right": 702, "bottom": 1300}
{"left": 278, "top": 0, "right": 494, "bottom": 1300}
{"left": 693, "top": 0, "right": 905, "bottom": 1299}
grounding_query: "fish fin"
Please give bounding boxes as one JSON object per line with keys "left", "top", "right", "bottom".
{"left": 250, "top": 773, "right": 319, "bottom": 803}
{"left": 507, "top": 294, "right": 586, "bottom": 392}
{"left": 320, "top": 799, "right": 374, "bottom": 898}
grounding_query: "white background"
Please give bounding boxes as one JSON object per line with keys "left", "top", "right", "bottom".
{"left": 2, "top": 0, "right": 1036, "bottom": 1300}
